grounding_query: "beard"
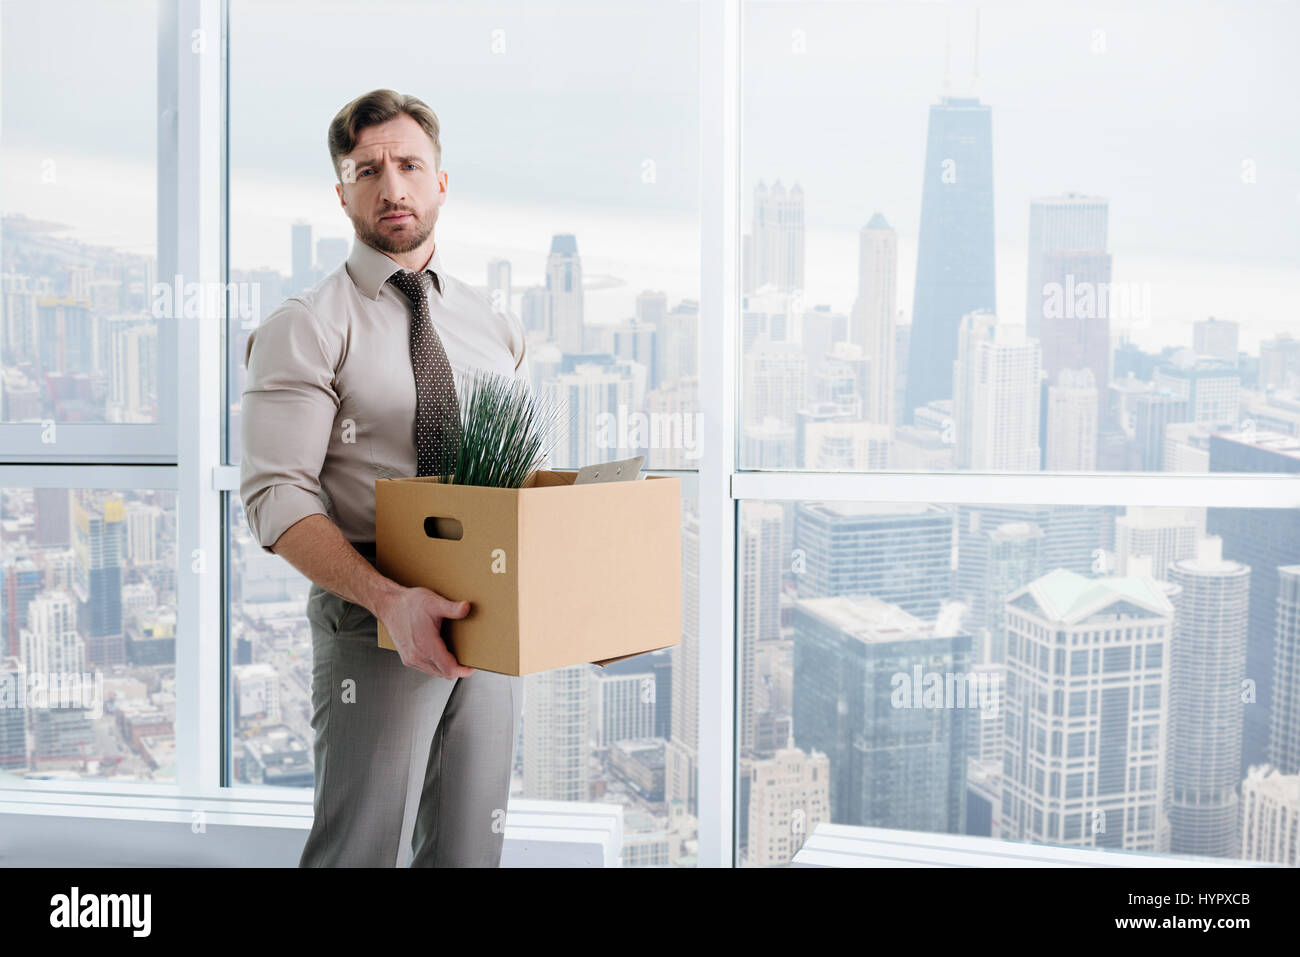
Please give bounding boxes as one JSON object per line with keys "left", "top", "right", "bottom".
{"left": 353, "top": 206, "right": 435, "bottom": 255}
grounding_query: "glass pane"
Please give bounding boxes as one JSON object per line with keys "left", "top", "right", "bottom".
{"left": 226, "top": 0, "right": 701, "bottom": 471}
{"left": 226, "top": 0, "right": 701, "bottom": 864}
{"left": 1, "top": 486, "right": 177, "bottom": 783}
{"left": 226, "top": 488, "right": 700, "bottom": 866}
{"left": 1, "top": 1, "right": 160, "bottom": 425}
{"left": 740, "top": 1, "right": 1300, "bottom": 473}
{"left": 737, "top": 498, "right": 1298, "bottom": 865}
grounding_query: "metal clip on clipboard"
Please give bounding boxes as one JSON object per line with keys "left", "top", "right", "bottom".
{"left": 571, "top": 455, "right": 646, "bottom": 485}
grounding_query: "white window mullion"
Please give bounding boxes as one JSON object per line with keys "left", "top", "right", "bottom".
{"left": 699, "top": 0, "right": 742, "bottom": 869}
{"left": 731, "top": 470, "right": 1300, "bottom": 508}
{"left": 165, "top": 0, "right": 223, "bottom": 797}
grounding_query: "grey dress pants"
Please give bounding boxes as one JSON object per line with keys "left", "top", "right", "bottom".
{"left": 299, "top": 579, "right": 523, "bottom": 867}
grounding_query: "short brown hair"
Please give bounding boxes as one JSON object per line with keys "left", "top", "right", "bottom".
{"left": 327, "top": 88, "right": 441, "bottom": 182}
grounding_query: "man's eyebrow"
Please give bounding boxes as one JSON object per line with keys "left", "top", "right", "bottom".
{"left": 352, "top": 154, "right": 427, "bottom": 169}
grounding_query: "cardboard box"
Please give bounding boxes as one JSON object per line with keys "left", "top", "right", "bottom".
{"left": 374, "top": 470, "right": 682, "bottom": 675}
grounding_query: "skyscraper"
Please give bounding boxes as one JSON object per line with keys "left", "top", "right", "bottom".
{"left": 591, "top": 670, "right": 658, "bottom": 748}
{"left": 37, "top": 299, "right": 94, "bottom": 377}
{"left": 801, "top": 421, "right": 891, "bottom": 470}
{"left": 1038, "top": 249, "right": 1112, "bottom": 397}
{"left": 743, "top": 342, "right": 806, "bottom": 429}
{"left": 904, "top": 95, "right": 995, "bottom": 420}
{"left": 1001, "top": 569, "right": 1175, "bottom": 851}
{"left": 545, "top": 234, "right": 584, "bottom": 354}
{"left": 1259, "top": 334, "right": 1300, "bottom": 391}
{"left": 792, "top": 595, "right": 970, "bottom": 835}
{"left": 739, "top": 504, "right": 783, "bottom": 756}
{"left": 1045, "top": 367, "right": 1099, "bottom": 471}
{"left": 957, "top": 505, "right": 1118, "bottom": 599}
{"left": 1207, "top": 430, "right": 1300, "bottom": 775}
{"left": 655, "top": 300, "right": 698, "bottom": 388}
{"left": 1115, "top": 507, "right": 1201, "bottom": 579}
{"left": 970, "top": 521, "right": 1044, "bottom": 664}
{"left": 749, "top": 180, "right": 805, "bottom": 294}
{"left": 1194, "top": 316, "right": 1239, "bottom": 365}
{"left": 1238, "top": 764, "right": 1300, "bottom": 866}
{"left": 1167, "top": 539, "right": 1250, "bottom": 858}
{"left": 3, "top": 557, "right": 42, "bottom": 658}
{"left": 850, "top": 213, "right": 898, "bottom": 428}
{"left": 1270, "top": 566, "right": 1300, "bottom": 774}
{"left": 1133, "top": 389, "right": 1190, "bottom": 471}
{"left": 745, "top": 746, "right": 830, "bottom": 867}
{"left": 71, "top": 494, "right": 126, "bottom": 668}
{"left": 0, "top": 656, "right": 27, "bottom": 768}
{"left": 1024, "top": 194, "right": 1109, "bottom": 344}
{"left": 542, "top": 362, "right": 636, "bottom": 469}
{"left": 793, "top": 502, "right": 954, "bottom": 619}
{"left": 666, "top": 509, "right": 699, "bottom": 815}
{"left": 952, "top": 311, "right": 1041, "bottom": 471}
{"left": 21, "top": 589, "right": 84, "bottom": 677}
{"left": 522, "top": 665, "right": 591, "bottom": 802}
{"left": 1153, "top": 361, "right": 1241, "bottom": 428}
{"left": 801, "top": 301, "right": 845, "bottom": 357}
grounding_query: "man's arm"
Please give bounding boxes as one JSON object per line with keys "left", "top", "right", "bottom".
{"left": 240, "top": 301, "right": 471, "bottom": 680}
{"left": 270, "top": 514, "right": 473, "bottom": 680}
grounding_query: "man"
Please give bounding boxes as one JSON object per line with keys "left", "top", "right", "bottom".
{"left": 240, "top": 89, "right": 529, "bottom": 867}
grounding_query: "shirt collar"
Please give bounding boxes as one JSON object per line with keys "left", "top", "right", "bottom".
{"left": 346, "top": 237, "right": 445, "bottom": 301}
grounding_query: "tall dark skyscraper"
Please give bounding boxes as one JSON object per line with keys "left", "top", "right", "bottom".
{"left": 793, "top": 595, "right": 969, "bottom": 835}
{"left": 1206, "top": 430, "right": 1300, "bottom": 776}
{"left": 793, "top": 502, "right": 954, "bottom": 620}
{"left": 72, "top": 494, "right": 127, "bottom": 669}
{"left": 903, "top": 95, "right": 995, "bottom": 422}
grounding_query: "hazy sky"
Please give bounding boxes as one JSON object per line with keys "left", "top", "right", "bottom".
{"left": 745, "top": 0, "right": 1300, "bottom": 265}
{"left": 2, "top": 0, "right": 1297, "bottom": 345}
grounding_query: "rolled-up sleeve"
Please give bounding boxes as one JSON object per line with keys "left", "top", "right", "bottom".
{"left": 239, "top": 300, "right": 339, "bottom": 554}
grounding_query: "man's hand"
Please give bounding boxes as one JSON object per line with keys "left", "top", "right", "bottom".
{"left": 267, "top": 514, "right": 476, "bottom": 680}
{"left": 376, "top": 584, "right": 476, "bottom": 679}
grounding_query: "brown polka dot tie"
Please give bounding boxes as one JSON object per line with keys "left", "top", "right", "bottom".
{"left": 387, "top": 269, "right": 461, "bottom": 477}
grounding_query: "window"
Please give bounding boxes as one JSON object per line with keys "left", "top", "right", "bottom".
{"left": 740, "top": 1, "right": 1300, "bottom": 475}
{"left": 224, "top": 0, "right": 701, "bottom": 865}
{"left": 0, "top": 483, "right": 176, "bottom": 783}
{"left": 0, "top": 0, "right": 175, "bottom": 458}
{"left": 737, "top": 499, "right": 1292, "bottom": 862}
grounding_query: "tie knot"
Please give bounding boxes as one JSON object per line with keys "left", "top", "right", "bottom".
{"left": 387, "top": 269, "right": 427, "bottom": 305}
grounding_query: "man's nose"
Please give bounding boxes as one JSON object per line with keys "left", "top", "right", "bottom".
{"left": 376, "top": 163, "right": 406, "bottom": 205}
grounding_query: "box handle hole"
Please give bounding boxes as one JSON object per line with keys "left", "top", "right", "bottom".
{"left": 423, "top": 516, "right": 464, "bottom": 541}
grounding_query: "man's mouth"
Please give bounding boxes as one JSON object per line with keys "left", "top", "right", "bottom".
{"left": 380, "top": 212, "right": 413, "bottom": 223}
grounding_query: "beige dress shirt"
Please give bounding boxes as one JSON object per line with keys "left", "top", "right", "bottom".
{"left": 240, "top": 237, "right": 531, "bottom": 554}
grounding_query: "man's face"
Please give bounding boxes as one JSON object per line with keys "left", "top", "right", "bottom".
{"left": 335, "top": 112, "right": 446, "bottom": 255}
